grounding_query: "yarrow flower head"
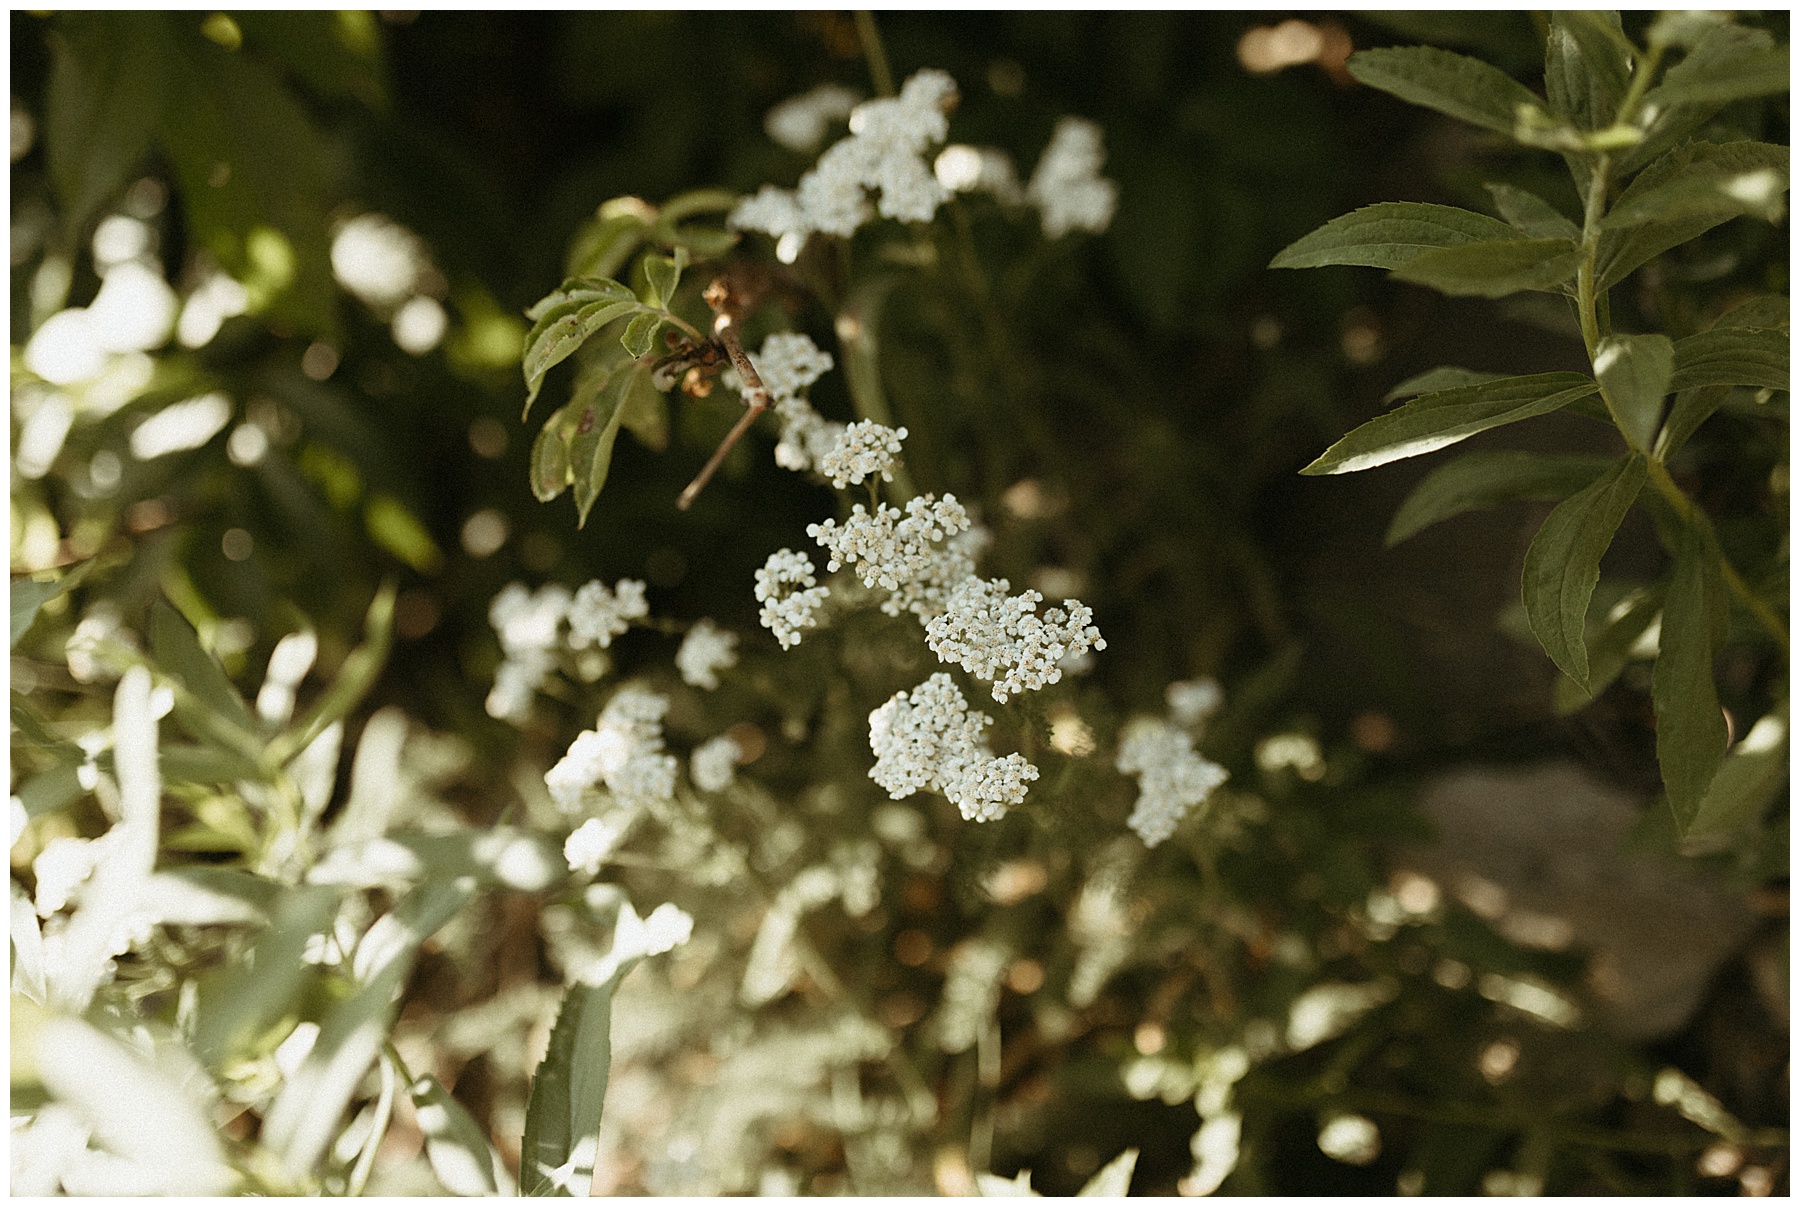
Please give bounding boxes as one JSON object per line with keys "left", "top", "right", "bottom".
{"left": 754, "top": 549, "right": 830, "bottom": 649}
{"left": 1027, "top": 116, "right": 1119, "bottom": 239}
{"left": 764, "top": 82, "right": 862, "bottom": 153}
{"left": 808, "top": 493, "right": 974, "bottom": 620}
{"left": 1166, "top": 677, "right": 1224, "bottom": 729}
{"left": 564, "top": 811, "right": 633, "bottom": 875}
{"left": 676, "top": 618, "right": 739, "bottom": 690}
{"left": 567, "top": 578, "right": 648, "bottom": 650}
{"left": 690, "top": 733, "right": 742, "bottom": 793}
{"left": 924, "top": 576, "right": 1106, "bottom": 703}
{"left": 819, "top": 420, "right": 907, "bottom": 489}
{"left": 743, "top": 332, "right": 847, "bottom": 475}
{"left": 730, "top": 68, "right": 960, "bottom": 246}
{"left": 544, "top": 684, "right": 678, "bottom": 812}
{"left": 867, "top": 673, "right": 1040, "bottom": 822}
{"left": 485, "top": 582, "right": 572, "bottom": 721}
{"left": 1116, "top": 716, "right": 1229, "bottom": 848}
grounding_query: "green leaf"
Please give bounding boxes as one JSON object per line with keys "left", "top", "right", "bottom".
{"left": 1391, "top": 237, "right": 1578, "bottom": 297}
{"left": 1270, "top": 202, "right": 1518, "bottom": 271}
{"left": 1593, "top": 333, "right": 1675, "bottom": 452}
{"left": 1645, "top": 43, "right": 1789, "bottom": 109}
{"left": 530, "top": 400, "right": 580, "bottom": 503}
{"left": 1602, "top": 141, "right": 1789, "bottom": 230}
{"left": 1655, "top": 527, "right": 1730, "bottom": 832}
{"left": 363, "top": 493, "right": 442, "bottom": 575}
{"left": 12, "top": 691, "right": 77, "bottom": 755}
{"left": 151, "top": 600, "right": 258, "bottom": 736}
{"left": 1713, "top": 294, "right": 1790, "bottom": 331}
{"left": 192, "top": 884, "right": 341, "bottom": 1070}
{"left": 1598, "top": 142, "right": 1791, "bottom": 289}
{"left": 1685, "top": 701, "right": 1789, "bottom": 838}
{"left": 569, "top": 365, "right": 637, "bottom": 527}
{"left": 521, "top": 977, "right": 620, "bottom": 1197}
{"left": 1522, "top": 453, "right": 1648, "bottom": 689}
{"left": 12, "top": 578, "right": 66, "bottom": 650}
{"left": 1484, "top": 182, "right": 1579, "bottom": 239}
{"left": 520, "top": 279, "right": 639, "bottom": 416}
{"left": 1383, "top": 367, "right": 1508, "bottom": 404}
{"left": 1346, "top": 45, "right": 1543, "bottom": 137}
{"left": 1302, "top": 372, "right": 1598, "bottom": 476}
{"left": 640, "top": 251, "right": 683, "bottom": 311}
{"left": 1545, "top": 12, "right": 1631, "bottom": 131}
{"left": 45, "top": 13, "right": 171, "bottom": 239}
{"left": 1553, "top": 582, "right": 1667, "bottom": 715}
{"left": 656, "top": 187, "right": 739, "bottom": 226}
{"left": 1386, "top": 451, "right": 1615, "bottom": 545}
{"left": 564, "top": 211, "right": 650, "bottom": 282}
{"left": 616, "top": 358, "right": 670, "bottom": 452}
{"left": 620, "top": 312, "right": 661, "bottom": 360}
{"left": 233, "top": 11, "right": 387, "bottom": 107}
{"left": 411, "top": 1074, "right": 511, "bottom": 1196}
{"left": 1669, "top": 326, "right": 1788, "bottom": 393}
{"left": 1617, "top": 24, "right": 1780, "bottom": 177}
{"left": 1078, "top": 1148, "right": 1139, "bottom": 1197}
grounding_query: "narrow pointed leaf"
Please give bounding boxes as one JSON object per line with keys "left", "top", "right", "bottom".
{"left": 1390, "top": 237, "right": 1577, "bottom": 297}
{"left": 1713, "top": 294, "right": 1790, "bottom": 332}
{"left": 192, "top": 884, "right": 341, "bottom": 1070}
{"left": 1602, "top": 141, "right": 1789, "bottom": 230}
{"left": 1593, "top": 334, "right": 1675, "bottom": 453}
{"left": 1669, "top": 326, "right": 1789, "bottom": 393}
{"left": 1655, "top": 385, "right": 1731, "bottom": 461}
{"left": 1545, "top": 12, "right": 1630, "bottom": 130}
{"left": 1271, "top": 202, "right": 1518, "bottom": 271}
{"left": 1522, "top": 454, "right": 1648, "bottom": 689}
{"left": 269, "top": 583, "right": 394, "bottom": 766}
{"left": 1645, "top": 44, "right": 1789, "bottom": 108}
{"left": 411, "top": 1074, "right": 512, "bottom": 1196}
{"left": 1655, "top": 528, "right": 1730, "bottom": 832}
{"left": 1302, "top": 372, "right": 1597, "bottom": 476}
{"left": 1347, "top": 46, "right": 1543, "bottom": 136}
{"left": 1685, "top": 701, "right": 1789, "bottom": 838}
{"left": 12, "top": 578, "right": 66, "bottom": 649}
{"left": 521, "top": 976, "right": 622, "bottom": 1197}
{"left": 1078, "top": 1148, "right": 1139, "bottom": 1196}
{"left": 1386, "top": 451, "right": 1615, "bottom": 545}
{"left": 151, "top": 601, "right": 258, "bottom": 735}
{"left": 1382, "top": 366, "right": 1506, "bottom": 405}
{"left": 1484, "top": 182, "right": 1579, "bottom": 238}
{"left": 1553, "top": 583, "right": 1667, "bottom": 715}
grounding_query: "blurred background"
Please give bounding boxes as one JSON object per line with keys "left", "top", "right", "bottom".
{"left": 10, "top": 10, "right": 1787, "bottom": 1195}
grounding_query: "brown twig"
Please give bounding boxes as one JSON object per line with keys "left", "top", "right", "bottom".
{"left": 676, "top": 279, "right": 773, "bottom": 510}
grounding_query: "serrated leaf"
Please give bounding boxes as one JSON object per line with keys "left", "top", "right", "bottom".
{"left": 1685, "top": 701, "right": 1789, "bottom": 838}
{"left": 640, "top": 252, "right": 681, "bottom": 310}
{"left": 192, "top": 884, "right": 340, "bottom": 1070}
{"left": 1669, "top": 326, "right": 1788, "bottom": 393}
{"left": 12, "top": 577, "right": 66, "bottom": 649}
{"left": 1593, "top": 334, "right": 1674, "bottom": 453}
{"left": 1545, "top": 12, "right": 1630, "bottom": 131}
{"left": 1347, "top": 45, "right": 1543, "bottom": 136}
{"left": 1484, "top": 182, "right": 1580, "bottom": 239}
{"left": 1645, "top": 44, "right": 1789, "bottom": 109}
{"left": 1602, "top": 141, "right": 1789, "bottom": 230}
{"left": 1078, "top": 1148, "right": 1139, "bottom": 1196}
{"left": 151, "top": 600, "right": 258, "bottom": 735}
{"left": 520, "top": 281, "right": 638, "bottom": 416}
{"left": 1383, "top": 366, "right": 1507, "bottom": 404}
{"left": 1391, "top": 237, "right": 1578, "bottom": 297}
{"left": 1386, "top": 451, "right": 1615, "bottom": 545}
{"left": 530, "top": 400, "right": 581, "bottom": 503}
{"left": 1598, "top": 142, "right": 1791, "bottom": 289}
{"left": 1302, "top": 372, "right": 1598, "bottom": 476}
{"left": 1522, "top": 453, "right": 1648, "bottom": 689}
{"left": 411, "top": 1074, "right": 511, "bottom": 1196}
{"left": 521, "top": 978, "right": 620, "bottom": 1197}
{"left": 1655, "top": 527, "right": 1730, "bottom": 832}
{"left": 1618, "top": 24, "right": 1779, "bottom": 177}
{"left": 620, "top": 312, "right": 661, "bottom": 360}
{"left": 1553, "top": 583, "right": 1667, "bottom": 715}
{"left": 1270, "top": 202, "right": 1518, "bottom": 271}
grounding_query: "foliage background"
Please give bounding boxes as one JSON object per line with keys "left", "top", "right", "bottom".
{"left": 9, "top": 10, "right": 1788, "bottom": 1197}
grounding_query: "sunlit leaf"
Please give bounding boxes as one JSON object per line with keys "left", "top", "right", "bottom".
{"left": 1645, "top": 43, "right": 1789, "bottom": 108}
{"left": 1386, "top": 451, "right": 1614, "bottom": 545}
{"left": 520, "top": 279, "right": 638, "bottom": 415}
{"left": 521, "top": 977, "right": 621, "bottom": 1197}
{"left": 1553, "top": 583, "right": 1666, "bottom": 715}
{"left": 411, "top": 1073, "right": 513, "bottom": 1195}
{"left": 151, "top": 600, "right": 258, "bottom": 736}
{"left": 1301, "top": 372, "right": 1597, "bottom": 476}
{"left": 12, "top": 576, "right": 67, "bottom": 650}
{"left": 1685, "top": 700, "right": 1789, "bottom": 838}
{"left": 1522, "top": 453, "right": 1647, "bottom": 689}
{"left": 192, "top": 884, "right": 340, "bottom": 1069}
{"left": 1602, "top": 141, "right": 1789, "bottom": 230}
{"left": 1655, "top": 527, "right": 1729, "bottom": 832}
{"left": 269, "top": 582, "right": 394, "bottom": 766}
{"left": 1382, "top": 366, "right": 1508, "bottom": 405}
{"left": 1346, "top": 45, "right": 1543, "bottom": 137}
{"left": 620, "top": 312, "right": 661, "bottom": 359}
{"left": 1593, "top": 333, "right": 1674, "bottom": 453}
{"left": 1077, "top": 1147, "right": 1139, "bottom": 1196}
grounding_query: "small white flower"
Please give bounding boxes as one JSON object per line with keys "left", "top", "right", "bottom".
{"left": 33, "top": 835, "right": 102, "bottom": 917}
{"left": 750, "top": 331, "right": 836, "bottom": 402}
{"left": 924, "top": 576, "right": 1106, "bottom": 703}
{"left": 868, "top": 673, "right": 1039, "bottom": 822}
{"left": 765, "top": 83, "right": 862, "bottom": 153}
{"left": 1027, "top": 117, "right": 1119, "bottom": 239}
{"left": 65, "top": 603, "right": 137, "bottom": 685}
{"left": 819, "top": 420, "right": 907, "bottom": 489}
{"left": 1166, "top": 678, "right": 1224, "bottom": 728}
{"left": 675, "top": 619, "right": 738, "bottom": 690}
{"left": 564, "top": 812, "right": 632, "bottom": 875}
{"left": 566, "top": 578, "right": 648, "bottom": 650}
{"left": 690, "top": 734, "right": 741, "bottom": 793}
{"left": 808, "top": 493, "right": 974, "bottom": 620}
{"left": 1117, "top": 717, "right": 1229, "bottom": 848}
{"left": 754, "top": 549, "right": 830, "bottom": 649}
{"left": 545, "top": 685, "right": 678, "bottom": 811}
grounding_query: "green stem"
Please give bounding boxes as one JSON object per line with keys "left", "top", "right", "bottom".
{"left": 854, "top": 11, "right": 895, "bottom": 98}
{"left": 1645, "top": 459, "right": 1790, "bottom": 655}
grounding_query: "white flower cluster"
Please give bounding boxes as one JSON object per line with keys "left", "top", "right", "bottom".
{"left": 676, "top": 619, "right": 739, "bottom": 690}
{"left": 818, "top": 419, "right": 907, "bottom": 489}
{"left": 868, "top": 673, "right": 1039, "bottom": 822}
{"left": 924, "top": 576, "right": 1107, "bottom": 703}
{"left": 808, "top": 493, "right": 973, "bottom": 619}
{"left": 746, "top": 332, "right": 845, "bottom": 475}
{"left": 730, "top": 69, "right": 959, "bottom": 244}
{"left": 764, "top": 82, "right": 862, "bottom": 153}
{"left": 544, "top": 685, "right": 678, "bottom": 812}
{"left": 754, "top": 549, "right": 830, "bottom": 649}
{"left": 690, "top": 733, "right": 742, "bottom": 793}
{"left": 64, "top": 602, "right": 138, "bottom": 684}
{"left": 567, "top": 578, "right": 648, "bottom": 650}
{"left": 563, "top": 810, "right": 633, "bottom": 875}
{"left": 1026, "top": 117, "right": 1119, "bottom": 239}
{"left": 1166, "top": 677, "right": 1224, "bottom": 729}
{"left": 1116, "top": 716, "right": 1229, "bottom": 848}
{"left": 933, "top": 144, "right": 1025, "bottom": 204}
{"left": 485, "top": 582, "right": 572, "bottom": 721}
